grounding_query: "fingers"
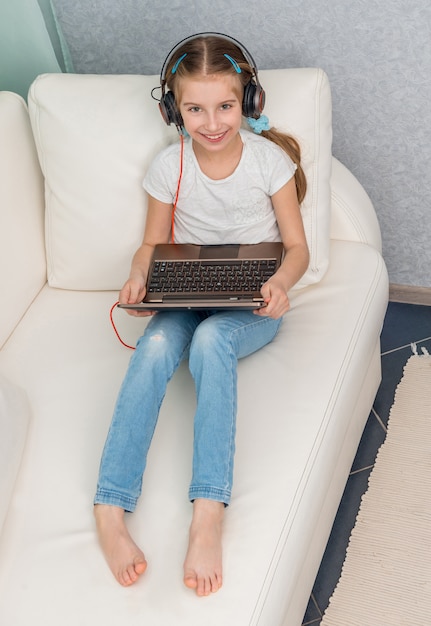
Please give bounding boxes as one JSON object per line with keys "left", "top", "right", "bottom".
{"left": 254, "top": 281, "right": 290, "bottom": 318}
{"left": 118, "top": 279, "right": 155, "bottom": 317}
{"left": 120, "top": 278, "right": 147, "bottom": 304}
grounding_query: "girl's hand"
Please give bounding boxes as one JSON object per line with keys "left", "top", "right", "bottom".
{"left": 119, "top": 277, "right": 155, "bottom": 317}
{"left": 253, "top": 277, "right": 290, "bottom": 319}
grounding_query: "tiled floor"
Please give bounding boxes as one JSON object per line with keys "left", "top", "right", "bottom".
{"left": 301, "top": 301, "right": 431, "bottom": 625}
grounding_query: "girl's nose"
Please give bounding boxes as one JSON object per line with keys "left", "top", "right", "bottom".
{"left": 204, "top": 111, "right": 221, "bottom": 131}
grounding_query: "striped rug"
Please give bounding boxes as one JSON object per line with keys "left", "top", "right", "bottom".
{"left": 321, "top": 349, "right": 431, "bottom": 626}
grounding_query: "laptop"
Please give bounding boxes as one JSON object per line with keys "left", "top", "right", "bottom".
{"left": 118, "top": 242, "right": 284, "bottom": 311}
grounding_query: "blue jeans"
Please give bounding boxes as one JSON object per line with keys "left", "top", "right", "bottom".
{"left": 94, "top": 310, "right": 282, "bottom": 510}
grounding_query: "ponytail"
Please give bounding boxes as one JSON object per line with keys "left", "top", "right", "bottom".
{"left": 261, "top": 127, "right": 307, "bottom": 205}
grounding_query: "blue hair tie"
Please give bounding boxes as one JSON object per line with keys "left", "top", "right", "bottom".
{"left": 247, "top": 114, "right": 270, "bottom": 134}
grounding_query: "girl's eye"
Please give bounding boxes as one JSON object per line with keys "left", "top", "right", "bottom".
{"left": 221, "top": 103, "right": 231, "bottom": 110}
{"left": 188, "top": 106, "right": 201, "bottom": 113}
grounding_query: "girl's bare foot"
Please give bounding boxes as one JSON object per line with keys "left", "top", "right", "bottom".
{"left": 94, "top": 504, "right": 147, "bottom": 586}
{"left": 183, "top": 499, "right": 224, "bottom": 596}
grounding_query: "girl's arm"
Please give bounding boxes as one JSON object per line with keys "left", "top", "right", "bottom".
{"left": 119, "top": 194, "right": 172, "bottom": 316}
{"left": 254, "top": 177, "right": 309, "bottom": 319}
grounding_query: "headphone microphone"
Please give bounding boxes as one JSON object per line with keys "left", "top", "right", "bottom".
{"left": 157, "top": 32, "right": 266, "bottom": 130}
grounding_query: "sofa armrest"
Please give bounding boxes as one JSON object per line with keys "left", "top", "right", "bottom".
{"left": 0, "top": 92, "right": 46, "bottom": 349}
{"left": 330, "top": 157, "right": 383, "bottom": 252}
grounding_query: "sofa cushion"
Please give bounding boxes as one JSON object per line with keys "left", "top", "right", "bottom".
{"left": 0, "top": 238, "right": 388, "bottom": 625}
{"left": 0, "top": 374, "right": 31, "bottom": 536}
{"left": 28, "top": 68, "right": 332, "bottom": 291}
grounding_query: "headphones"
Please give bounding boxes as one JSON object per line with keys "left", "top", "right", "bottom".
{"left": 158, "top": 32, "right": 266, "bottom": 130}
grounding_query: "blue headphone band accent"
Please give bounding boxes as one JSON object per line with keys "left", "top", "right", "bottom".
{"left": 160, "top": 32, "right": 260, "bottom": 85}
{"left": 223, "top": 54, "right": 242, "bottom": 73}
{"left": 171, "top": 52, "right": 187, "bottom": 74}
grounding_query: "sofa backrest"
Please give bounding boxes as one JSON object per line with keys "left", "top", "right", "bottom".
{"left": 0, "top": 92, "right": 46, "bottom": 349}
{"left": 28, "top": 68, "right": 332, "bottom": 291}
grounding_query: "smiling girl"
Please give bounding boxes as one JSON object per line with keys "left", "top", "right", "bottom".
{"left": 94, "top": 33, "right": 309, "bottom": 597}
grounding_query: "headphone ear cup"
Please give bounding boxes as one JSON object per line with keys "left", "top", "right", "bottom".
{"left": 159, "top": 90, "right": 184, "bottom": 127}
{"left": 242, "top": 81, "right": 266, "bottom": 118}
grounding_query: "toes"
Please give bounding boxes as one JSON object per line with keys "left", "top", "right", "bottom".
{"left": 134, "top": 558, "right": 147, "bottom": 576}
{"left": 197, "top": 575, "right": 207, "bottom": 597}
{"left": 184, "top": 571, "right": 198, "bottom": 590}
{"left": 118, "top": 568, "right": 134, "bottom": 586}
{"left": 117, "top": 557, "right": 147, "bottom": 586}
{"left": 184, "top": 570, "right": 222, "bottom": 596}
{"left": 212, "top": 572, "right": 222, "bottom": 593}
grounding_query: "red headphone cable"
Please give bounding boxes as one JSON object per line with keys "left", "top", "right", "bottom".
{"left": 109, "top": 301, "right": 136, "bottom": 350}
{"left": 110, "top": 133, "right": 185, "bottom": 349}
{"left": 171, "top": 132, "right": 185, "bottom": 243}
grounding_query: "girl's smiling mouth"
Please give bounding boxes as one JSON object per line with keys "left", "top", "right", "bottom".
{"left": 200, "top": 131, "right": 228, "bottom": 142}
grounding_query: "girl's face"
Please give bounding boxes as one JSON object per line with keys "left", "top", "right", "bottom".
{"left": 178, "top": 73, "right": 243, "bottom": 155}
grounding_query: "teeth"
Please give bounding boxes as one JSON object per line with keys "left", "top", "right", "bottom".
{"left": 205, "top": 133, "right": 224, "bottom": 140}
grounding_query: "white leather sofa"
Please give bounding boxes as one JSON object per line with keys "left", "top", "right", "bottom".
{"left": 0, "top": 68, "right": 388, "bottom": 626}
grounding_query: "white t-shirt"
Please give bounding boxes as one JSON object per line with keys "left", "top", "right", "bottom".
{"left": 143, "top": 129, "right": 296, "bottom": 245}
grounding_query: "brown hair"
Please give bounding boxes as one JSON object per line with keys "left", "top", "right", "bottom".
{"left": 165, "top": 35, "right": 307, "bottom": 204}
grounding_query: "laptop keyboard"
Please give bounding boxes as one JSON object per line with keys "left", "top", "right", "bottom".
{"left": 147, "top": 259, "right": 278, "bottom": 295}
